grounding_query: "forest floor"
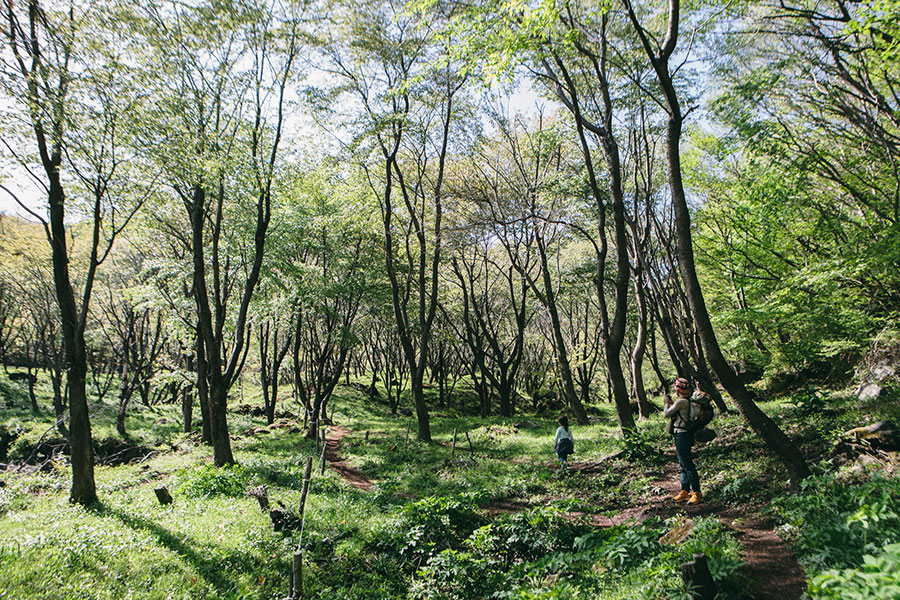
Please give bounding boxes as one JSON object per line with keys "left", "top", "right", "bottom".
{"left": 323, "top": 425, "right": 374, "bottom": 491}
{"left": 641, "top": 463, "right": 806, "bottom": 600}
{"left": 324, "top": 426, "right": 807, "bottom": 600}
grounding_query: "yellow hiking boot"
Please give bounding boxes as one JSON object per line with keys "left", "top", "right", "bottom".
{"left": 688, "top": 492, "right": 703, "bottom": 505}
{"left": 672, "top": 490, "right": 691, "bottom": 502}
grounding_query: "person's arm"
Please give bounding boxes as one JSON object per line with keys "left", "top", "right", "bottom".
{"left": 663, "top": 397, "right": 688, "bottom": 419}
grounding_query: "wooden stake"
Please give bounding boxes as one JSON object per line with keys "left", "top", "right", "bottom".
{"left": 451, "top": 428, "right": 458, "bottom": 458}
{"left": 405, "top": 421, "right": 410, "bottom": 449}
{"left": 465, "top": 430, "right": 474, "bottom": 457}
{"left": 680, "top": 553, "right": 717, "bottom": 600}
{"left": 320, "top": 429, "right": 328, "bottom": 476}
{"left": 290, "top": 549, "right": 303, "bottom": 599}
{"left": 286, "top": 457, "right": 314, "bottom": 599}
{"left": 298, "top": 456, "right": 313, "bottom": 525}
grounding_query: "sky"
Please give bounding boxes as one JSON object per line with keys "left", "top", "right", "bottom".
{"left": 0, "top": 164, "right": 44, "bottom": 220}
{"left": 0, "top": 78, "right": 548, "bottom": 224}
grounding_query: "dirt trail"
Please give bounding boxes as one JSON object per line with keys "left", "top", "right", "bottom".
{"left": 323, "top": 426, "right": 374, "bottom": 491}
{"left": 643, "top": 463, "right": 806, "bottom": 600}
{"left": 323, "top": 428, "right": 806, "bottom": 599}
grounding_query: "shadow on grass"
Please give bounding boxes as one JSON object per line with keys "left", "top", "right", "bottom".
{"left": 89, "top": 503, "right": 274, "bottom": 596}
{"left": 235, "top": 431, "right": 312, "bottom": 457}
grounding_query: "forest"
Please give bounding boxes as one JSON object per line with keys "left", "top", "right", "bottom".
{"left": 0, "top": 0, "right": 898, "bottom": 598}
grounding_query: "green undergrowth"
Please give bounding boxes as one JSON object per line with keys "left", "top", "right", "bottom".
{"left": 771, "top": 469, "right": 900, "bottom": 600}
{"left": 302, "top": 498, "right": 746, "bottom": 600}
{"left": 1, "top": 374, "right": 899, "bottom": 599}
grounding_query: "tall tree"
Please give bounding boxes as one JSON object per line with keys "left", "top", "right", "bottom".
{"left": 134, "top": 0, "right": 303, "bottom": 465}
{"left": 620, "top": 0, "right": 811, "bottom": 484}
{"left": 317, "top": 0, "right": 466, "bottom": 441}
{"left": 2, "top": 0, "right": 146, "bottom": 503}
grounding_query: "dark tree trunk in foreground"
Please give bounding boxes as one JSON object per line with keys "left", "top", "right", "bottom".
{"left": 622, "top": 0, "right": 810, "bottom": 485}
{"left": 50, "top": 178, "right": 97, "bottom": 505}
{"left": 5, "top": 2, "right": 97, "bottom": 505}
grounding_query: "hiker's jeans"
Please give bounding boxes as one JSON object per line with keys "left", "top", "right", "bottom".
{"left": 674, "top": 431, "right": 701, "bottom": 492}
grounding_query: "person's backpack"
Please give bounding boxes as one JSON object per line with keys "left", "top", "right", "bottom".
{"left": 688, "top": 392, "right": 715, "bottom": 434}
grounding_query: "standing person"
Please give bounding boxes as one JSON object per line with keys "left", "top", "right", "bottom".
{"left": 554, "top": 416, "right": 574, "bottom": 468}
{"left": 664, "top": 378, "right": 703, "bottom": 504}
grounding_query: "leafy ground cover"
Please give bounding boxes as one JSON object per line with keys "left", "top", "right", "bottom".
{"left": 0, "top": 374, "right": 897, "bottom": 599}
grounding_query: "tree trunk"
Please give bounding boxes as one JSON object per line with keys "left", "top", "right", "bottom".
{"left": 547, "top": 298, "right": 589, "bottom": 425}
{"left": 196, "top": 331, "right": 211, "bottom": 444}
{"left": 621, "top": 0, "right": 811, "bottom": 483}
{"left": 536, "top": 239, "right": 589, "bottom": 425}
{"left": 631, "top": 276, "right": 653, "bottom": 419}
{"left": 51, "top": 367, "right": 67, "bottom": 435}
{"left": 601, "top": 135, "right": 638, "bottom": 433}
{"left": 48, "top": 175, "right": 97, "bottom": 506}
{"left": 498, "top": 371, "right": 515, "bottom": 417}
{"left": 207, "top": 373, "right": 234, "bottom": 466}
{"left": 26, "top": 367, "right": 39, "bottom": 413}
{"left": 411, "top": 375, "right": 431, "bottom": 442}
{"left": 182, "top": 383, "right": 194, "bottom": 434}
{"left": 116, "top": 389, "right": 131, "bottom": 438}
{"left": 260, "top": 324, "right": 272, "bottom": 424}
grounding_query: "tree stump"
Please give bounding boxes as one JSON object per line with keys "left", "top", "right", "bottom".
{"left": 270, "top": 507, "right": 301, "bottom": 532}
{"left": 680, "top": 553, "right": 717, "bottom": 599}
{"left": 154, "top": 485, "right": 173, "bottom": 505}
{"left": 247, "top": 485, "right": 270, "bottom": 512}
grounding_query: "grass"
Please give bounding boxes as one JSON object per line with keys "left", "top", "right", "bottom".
{"left": 0, "top": 371, "right": 898, "bottom": 599}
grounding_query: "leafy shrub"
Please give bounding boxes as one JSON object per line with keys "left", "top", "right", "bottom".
{"left": 485, "top": 507, "right": 588, "bottom": 565}
{"left": 308, "top": 554, "right": 408, "bottom": 599}
{"left": 371, "top": 496, "right": 485, "bottom": 566}
{"left": 622, "top": 427, "right": 662, "bottom": 462}
{"left": 789, "top": 387, "right": 831, "bottom": 417}
{"left": 772, "top": 473, "right": 900, "bottom": 572}
{"left": 595, "top": 521, "right": 661, "bottom": 569}
{"left": 410, "top": 549, "right": 501, "bottom": 600}
{"left": 808, "top": 542, "right": 900, "bottom": 600}
{"left": 177, "top": 464, "right": 252, "bottom": 498}
{"left": 718, "top": 476, "right": 767, "bottom": 503}
{"left": 372, "top": 479, "right": 402, "bottom": 506}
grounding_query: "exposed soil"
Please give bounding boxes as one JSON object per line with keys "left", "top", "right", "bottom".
{"left": 323, "top": 427, "right": 807, "bottom": 600}
{"left": 323, "top": 426, "right": 374, "bottom": 491}
{"left": 642, "top": 460, "right": 806, "bottom": 600}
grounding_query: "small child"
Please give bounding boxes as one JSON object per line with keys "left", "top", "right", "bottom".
{"left": 554, "top": 416, "right": 574, "bottom": 467}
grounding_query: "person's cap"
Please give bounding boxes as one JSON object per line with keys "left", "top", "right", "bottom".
{"left": 674, "top": 377, "right": 691, "bottom": 391}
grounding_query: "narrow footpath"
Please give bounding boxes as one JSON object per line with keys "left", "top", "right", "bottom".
{"left": 322, "top": 428, "right": 806, "bottom": 600}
